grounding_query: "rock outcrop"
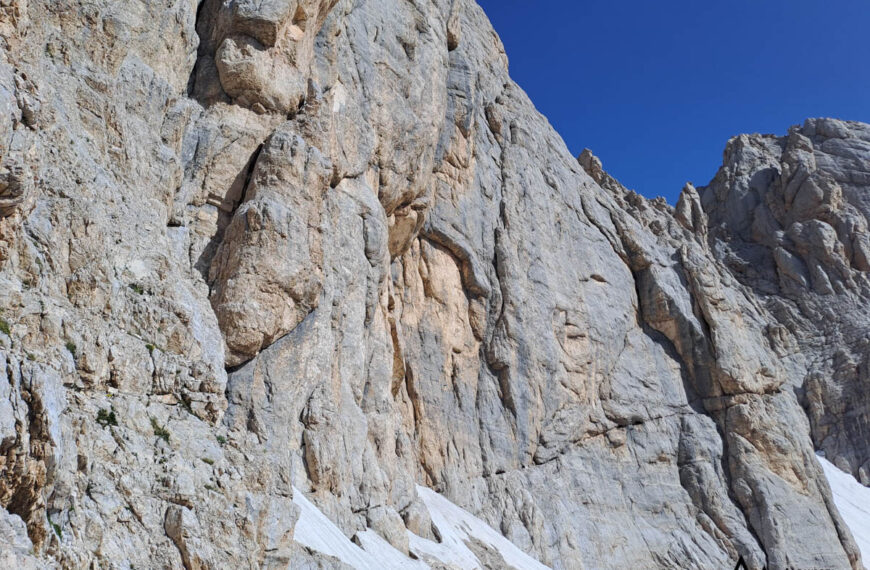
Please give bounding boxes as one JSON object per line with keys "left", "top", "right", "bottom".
{"left": 0, "top": 0, "right": 868, "bottom": 569}
{"left": 700, "top": 121, "right": 870, "bottom": 489}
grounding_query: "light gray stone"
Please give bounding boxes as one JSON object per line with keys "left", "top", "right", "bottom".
{"left": 0, "top": 1, "right": 868, "bottom": 569}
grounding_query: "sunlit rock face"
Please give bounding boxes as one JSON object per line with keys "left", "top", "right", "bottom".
{"left": 0, "top": 0, "right": 868, "bottom": 568}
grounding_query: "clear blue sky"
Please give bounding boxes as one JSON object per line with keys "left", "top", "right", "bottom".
{"left": 476, "top": 0, "right": 870, "bottom": 203}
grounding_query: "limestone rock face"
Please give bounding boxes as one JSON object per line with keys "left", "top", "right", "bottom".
{"left": 0, "top": 1, "right": 869, "bottom": 569}
{"left": 700, "top": 119, "right": 870, "bottom": 489}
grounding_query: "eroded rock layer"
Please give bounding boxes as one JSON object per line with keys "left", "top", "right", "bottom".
{"left": 0, "top": 0, "right": 868, "bottom": 568}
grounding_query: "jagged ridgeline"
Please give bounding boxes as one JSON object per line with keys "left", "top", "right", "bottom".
{"left": 1, "top": 1, "right": 869, "bottom": 569}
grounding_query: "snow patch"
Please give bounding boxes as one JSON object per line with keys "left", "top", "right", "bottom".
{"left": 410, "top": 485, "right": 551, "bottom": 570}
{"left": 292, "top": 486, "right": 384, "bottom": 570}
{"left": 355, "top": 530, "right": 427, "bottom": 569}
{"left": 292, "top": 485, "right": 550, "bottom": 569}
{"left": 817, "top": 454, "right": 870, "bottom": 562}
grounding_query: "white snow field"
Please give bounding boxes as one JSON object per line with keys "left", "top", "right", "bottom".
{"left": 291, "top": 485, "right": 551, "bottom": 569}
{"left": 292, "top": 486, "right": 415, "bottom": 569}
{"left": 410, "top": 485, "right": 550, "bottom": 570}
{"left": 817, "top": 454, "right": 870, "bottom": 562}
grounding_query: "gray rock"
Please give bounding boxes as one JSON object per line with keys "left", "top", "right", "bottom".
{"left": 0, "top": 1, "right": 868, "bottom": 569}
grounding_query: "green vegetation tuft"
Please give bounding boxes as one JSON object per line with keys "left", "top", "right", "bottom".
{"left": 0, "top": 318, "right": 10, "bottom": 336}
{"left": 201, "top": 457, "right": 214, "bottom": 466}
{"left": 65, "top": 341, "right": 77, "bottom": 357}
{"left": 150, "top": 417, "right": 170, "bottom": 443}
{"left": 96, "top": 408, "right": 118, "bottom": 427}
{"left": 216, "top": 435, "right": 227, "bottom": 445}
{"left": 47, "top": 514, "right": 62, "bottom": 539}
{"left": 129, "top": 283, "right": 145, "bottom": 295}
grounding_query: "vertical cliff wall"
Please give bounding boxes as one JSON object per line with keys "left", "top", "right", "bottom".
{"left": 0, "top": 1, "right": 868, "bottom": 569}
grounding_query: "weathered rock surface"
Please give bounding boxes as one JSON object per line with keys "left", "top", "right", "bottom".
{"left": 0, "top": 0, "right": 868, "bottom": 569}
{"left": 700, "top": 120, "right": 870, "bottom": 489}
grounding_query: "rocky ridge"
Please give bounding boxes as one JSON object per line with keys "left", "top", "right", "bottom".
{"left": 0, "top": 0, "right": 869, "bottom": 569}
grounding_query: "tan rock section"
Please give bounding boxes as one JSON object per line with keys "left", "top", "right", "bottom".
{"left": 208, "top": 128, "right": 330, "bottom": 366}
{"left": 0, "top": 1, "right": 868, "bottom": 569}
